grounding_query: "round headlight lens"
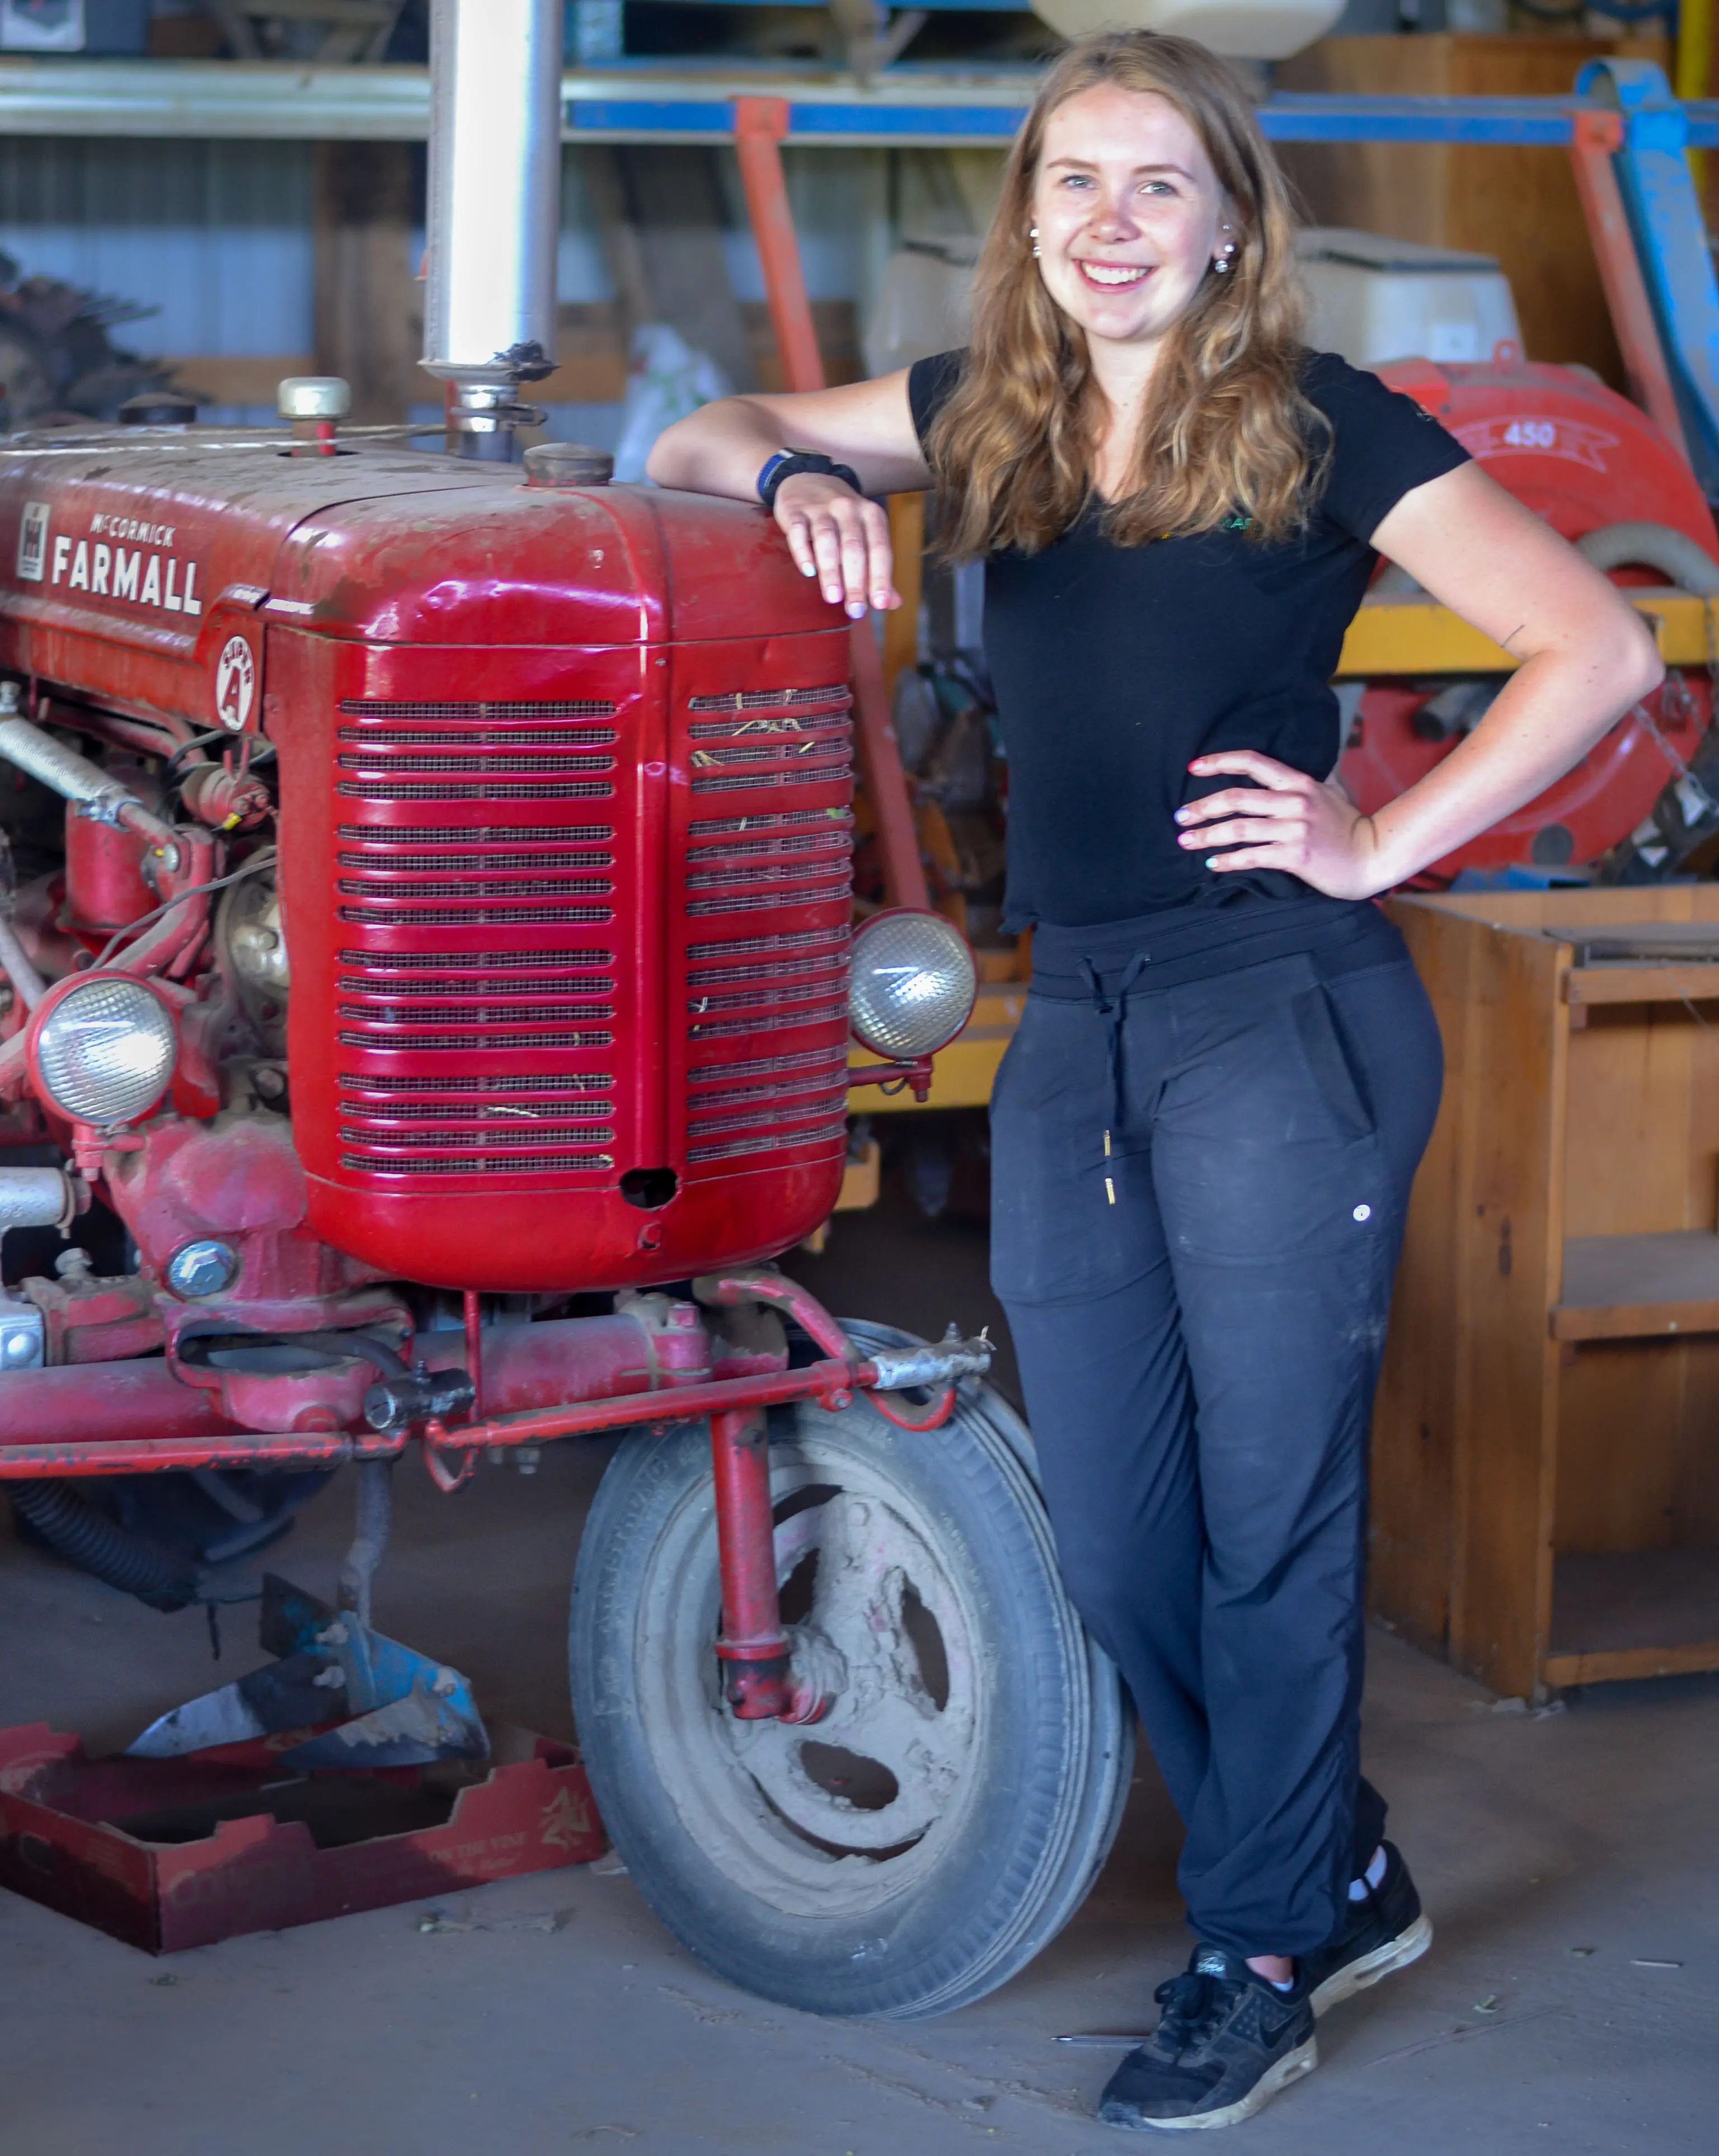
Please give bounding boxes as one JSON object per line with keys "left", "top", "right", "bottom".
{"left": 848, "top": 910, "right": 977, "bottom": 1060}
{"left": 34, "top": 975, "right": 177, "bottom": 1126}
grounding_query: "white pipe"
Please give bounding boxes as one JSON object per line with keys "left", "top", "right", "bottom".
{"left": 0, "top": 916, "right": 44, "bottom": 1010}
{"left": 422, "top": 0, "right": 561, "bottom": 396}
{"left": 0, "top": 1168, "right": 74, "bottom": 1239}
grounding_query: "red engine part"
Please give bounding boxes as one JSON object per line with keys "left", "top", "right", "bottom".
{"left": 0, "top": 446, "right": 855, "bottom": 1291}
{"left": 63, "top": 807, "right": 155, "bottom": 936}
{"left": 1338, "top": 355, "right": 1718, "bottom": 875}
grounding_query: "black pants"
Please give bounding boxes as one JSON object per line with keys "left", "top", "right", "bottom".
{"left": 990, "top": 927, "right": 1442, "bottom": 1959}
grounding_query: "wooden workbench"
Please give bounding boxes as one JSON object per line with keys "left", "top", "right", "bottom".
{"left": 1374, "top": 886, "right": 1719, "bottom": 1699}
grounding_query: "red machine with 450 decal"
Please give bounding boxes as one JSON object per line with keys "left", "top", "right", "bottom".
{"left": 1340, "top": 354, "right": 1719, "bottom": 879}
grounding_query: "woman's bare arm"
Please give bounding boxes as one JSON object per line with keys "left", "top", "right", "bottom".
{"left": 646, "top": 372, "right": 931, "bottom": 619}
{"left": 1175, "top": 462, "right": 1665, "bottom": 896}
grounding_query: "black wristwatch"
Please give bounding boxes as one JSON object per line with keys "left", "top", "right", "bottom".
{"left": 757, "top": 449, "right": 863, "bottom": 514}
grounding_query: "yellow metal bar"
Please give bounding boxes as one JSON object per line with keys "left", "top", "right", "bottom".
{"left": 1680, "top": 0, "right": 1712, "bottom": 192}
{"left": 1335, "top": 589, "right": 1717, "bottom": 677}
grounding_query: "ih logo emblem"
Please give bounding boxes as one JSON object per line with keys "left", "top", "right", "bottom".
{"left": 16, "top": 502, "right": 48, "bottom": 582}
{"left": 215, "top": 635, "right": 256, "bottom": 732}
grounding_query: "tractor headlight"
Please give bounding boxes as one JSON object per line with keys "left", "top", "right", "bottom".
{"left": 848, "top": 910, "right": 977, "bottom": 1060}
{"left": 32, "top": 975, "right": 178, "bottom": 1127}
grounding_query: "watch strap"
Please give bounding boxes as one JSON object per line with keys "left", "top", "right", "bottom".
{"left": 757, "top": 449, "right": 863, "bottom": 514}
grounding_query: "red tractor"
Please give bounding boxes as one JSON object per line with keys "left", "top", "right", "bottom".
{"left": 0, "top": 0, "right": 1130, "bottom": 2018}
{"left": 0, "top": 409, "right": 1130, "bottom": 2017}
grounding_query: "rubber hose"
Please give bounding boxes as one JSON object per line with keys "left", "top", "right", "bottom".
{"left": 8, "top": 1481, "right": 203, "bottom": 1612}
{"left": 1574, "top": 521, "right": 1719, "bottom": 596}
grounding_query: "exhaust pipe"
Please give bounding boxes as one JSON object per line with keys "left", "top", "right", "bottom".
{"left": 422, "top": 0, "right": 562, "bottom": 461}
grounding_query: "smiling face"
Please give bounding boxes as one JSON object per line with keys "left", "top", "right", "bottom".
{"left": 1030, "top": 84, "right": 1231, "bottom": 361}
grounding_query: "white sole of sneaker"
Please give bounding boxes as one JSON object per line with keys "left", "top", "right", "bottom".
{"left": 1104, "top": 2038, "right": 1319, "bottom": 2133}
{"left": 1308, "top": 1912, "right": 1434, "bottom": 2016}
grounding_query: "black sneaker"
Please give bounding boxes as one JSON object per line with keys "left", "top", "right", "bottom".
{"left": 1096, "top": 1946, "right": 1317, "bottom": 2132}
{"left": 1299, "top": 1841, "right": 1433, "bottom": 2016}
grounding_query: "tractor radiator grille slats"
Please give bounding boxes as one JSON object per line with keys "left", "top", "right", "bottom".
{"left": 688, "top": 1044, "right": 848, "bottom": 1085}
{"left": 339, "top": 849, "right": 614, "bottom": 872}
{"left": 687, "top": 953, "right": 847, "bottom": 990}
{"left": 342, "top": 1099, "right": 612, "bottom": 1125}
{"left": 687, "top": 926, "right": 848, "bottom": 963}
{"left": 338, "top": 948, "right": 612, "bottom": 974}
{"left": 685, "top": 880, "right": 852, "bottom": 917}
{"left": 330, "top": 693, "right": 624, "bottom": 1186}
{"left": 339, "top": 753, "right": 616, "bottom": 775}
{"left": 340, "top": 1072, "right": 613, "bottom": 1097}
{"left": 340, "top": 903, "right": 614, "bottom": 926}
{"left": 340, "top": 978, "right": 616, "bottom": 1004}
{"left": 686, "top": 684, "right": 849, "bottom": 713}
{"left": 341, "top": 1004, "right": 615, "bottom": 1028}
{"left": 686, "top": 1119, "right": 850, "bottom": 1165}
{"left": 341, "top": 1150, "right": 616, "bottom": 1175}
{"left": 338, "top": 876, "right": 615, "bottom": 899}
{"left": 691, "top": 761, "right": 848, "bottom": 796}
{"left": 340, "top": 1124, "right": 616, "bottom": 1151}
{"left": 340, "top": 698, "right": 617, "bottom": 719}
{"left": 339, "top": 1028, "right": 614, "bottom": 1052}
{"left": 677, "top": 684, "right": 853, "bottom": 1174}
{"left": 337, "top": 824, "right": 612, "bottom": 847}
{"left": 687, "top": 715, "right": 849, "bottom": 743}
{"left": 690, "top": 724, "right": 849, "bottom": 763}
{"left": 689, "top": 808, "right": 853, "bottom": 839}
{"left": 339, "top": 779, "right": 616, "bottom": 802}
{"left": 686, "top": 1000, "right": 848, "bottom": 1041}
{"left": 689, "top": 1097, "right": 847, "bottom": 1138}
{"left": 687, "top": 831, "right": 849, "bottom": 863}
{"left": 687, "top": 977, "right": 844, "bottom": 1016}
{"left": 340, "top": 727, "right": 617, "bottom": 748}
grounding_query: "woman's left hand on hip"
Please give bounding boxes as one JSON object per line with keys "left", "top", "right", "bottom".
{"left": 1176, "top": 751, "right": 1387, "bottom": 900}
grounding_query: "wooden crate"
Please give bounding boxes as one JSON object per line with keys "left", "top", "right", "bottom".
{"left": 1375, "top": 887, "right": 1719, "bottom": 1700}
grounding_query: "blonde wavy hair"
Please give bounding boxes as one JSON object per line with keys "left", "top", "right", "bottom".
{"left": 927, "top": 29, "right": 1325, "bottom": 557}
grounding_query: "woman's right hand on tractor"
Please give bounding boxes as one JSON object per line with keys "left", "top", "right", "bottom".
{"left": 646, "top": 370, "right": 931, "bottom": 622}
{"left": 773, "top": 470, "right": 899, "bottom": 620}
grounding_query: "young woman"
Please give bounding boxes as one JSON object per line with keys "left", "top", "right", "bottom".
{"left": 651, "top": 29, "right": 1660, "bottom": 2133}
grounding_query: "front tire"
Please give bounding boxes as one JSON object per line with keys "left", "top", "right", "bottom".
{"left": 569, "top": 1330, "right": 1130, "bottom": 2018}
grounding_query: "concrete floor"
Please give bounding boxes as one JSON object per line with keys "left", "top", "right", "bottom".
{"left": 2, "top": 1188, "right": 1716, "bottom": 2155}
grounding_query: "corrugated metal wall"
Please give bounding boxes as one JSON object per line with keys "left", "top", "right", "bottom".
{"left": 0, "top": 137, "right": 937, "bottom": 435}
{"left": 0, "top": 138, "right": 313, "bottom": 359}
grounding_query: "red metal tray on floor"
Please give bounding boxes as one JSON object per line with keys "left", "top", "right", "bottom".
{"left": 0, "top": 1719, "right": 605, "bottom": 1953}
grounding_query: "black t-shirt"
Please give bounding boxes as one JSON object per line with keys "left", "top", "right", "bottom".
{"left": 908, "top": 348, "right": 1469, "bottom": 936}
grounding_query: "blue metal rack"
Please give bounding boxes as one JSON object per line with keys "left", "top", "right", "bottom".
{"left": 562, "top": 82, "right": 1719, "bottom": 147}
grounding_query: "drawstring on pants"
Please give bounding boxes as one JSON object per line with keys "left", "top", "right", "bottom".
{"left": 1080, "top": 952, "right": 1148, "bottom": 1201}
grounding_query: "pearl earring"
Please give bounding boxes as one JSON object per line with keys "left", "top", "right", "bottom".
{"left": 1030, "top": 224, "right": 1041, "bottom": 257}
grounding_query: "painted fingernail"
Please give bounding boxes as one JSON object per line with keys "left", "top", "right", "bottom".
{"left": 846, "top": 601, "right": 867, "bottom": 619}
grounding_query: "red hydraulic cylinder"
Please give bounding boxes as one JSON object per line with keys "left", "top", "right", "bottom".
{"left": 2, "top": 1359, "right": 246, "bottom": 1447}
{"left": 710, "top": 1406, "right": 795, "bottom": 1719}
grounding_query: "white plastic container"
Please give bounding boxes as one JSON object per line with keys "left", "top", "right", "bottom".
{"left": 1298, "top": 228, "right": 1522, "bottom": 369}
{"left": 862, "top": 237, "right": 980, "bottom": 381}
{"left": 1031, "top": 0, "right": 1343, "bottom": 63}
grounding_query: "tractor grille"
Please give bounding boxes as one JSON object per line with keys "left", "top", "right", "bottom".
{"left": 331, "top": 697, "right": 625, "bottom": 1183}
{"left": 677, "top": 686, "right": 853, "bottom": 1172}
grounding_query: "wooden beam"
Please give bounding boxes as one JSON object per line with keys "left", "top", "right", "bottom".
{"left": 312, "top": 138, "right": 420, "bottom": 425}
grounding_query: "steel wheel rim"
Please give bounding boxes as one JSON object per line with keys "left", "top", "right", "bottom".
{"left": 631, "top": 1424, "right": 989, "bottom": 1920}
